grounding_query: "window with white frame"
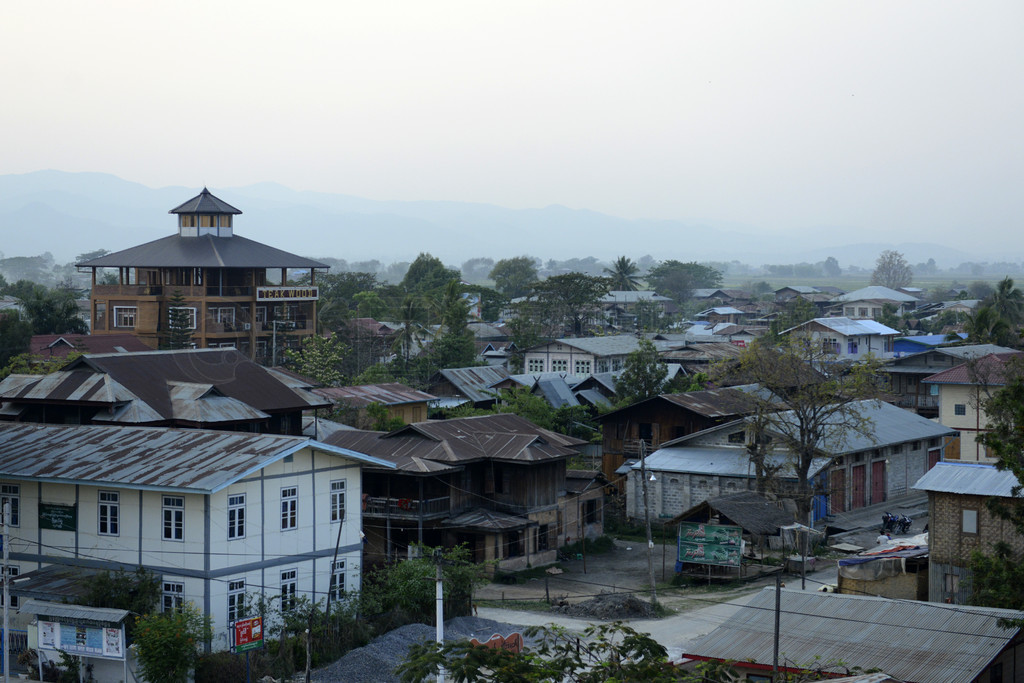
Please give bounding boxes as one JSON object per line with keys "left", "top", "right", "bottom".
{"left": 228, "top": 494, "right": 245, "bottom": 539}
{"left": 281, "top": 487, "right": 297, "bottom": 530}
{"left": 255, "top": 306, "right": 267, "bottom": 323}
{"left": 280, "top": 569, "right": 297, "bottom": 611}
{"left": 113, "top": 306, "right": 137, "bottom": 328}
{"left": 574, "top": 360, "right": 592, "bottom": 375}
{"left": 163, "top": 496, "right": 184, "bottom": 541}
{"left": 1, "top": 566, "right": 19, "bottom": 608}
{"left": 168, "top": 306, "right": 197, "bottom": 329}
{"left": 955, "top": 404, "right": 967, "bottom": 416}
{"left": 162, "top": 581, "right": 184, "bottom": 612}
{"left": 330, "top": 480, "right": 346, "bottom": 523}
{"left": 98, "top": 491, "right": 119, "bottom": 536}
{"left": 551, "top": 359, "right": 568, "bottom": 372}
{"left": 228, "top": 579, "right": 246, "bottom": 622}
{"left": 527, "top": 358, "right": 545, "bottom": 373}
{"left": 213, "top": 307, "right": 235, "bottom": 324}
{"left": 329, "top": 560, "right": 346, "bottom": 600}
{"left": 0, "top": 484, "right": 19, "bottom": 526}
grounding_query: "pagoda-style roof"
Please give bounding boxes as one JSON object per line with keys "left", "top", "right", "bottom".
{"left": 77, "top": 234, "right": 328, "bottom": 269}
{"left": 169, "top": 187, "right": 242, "bottom": 215}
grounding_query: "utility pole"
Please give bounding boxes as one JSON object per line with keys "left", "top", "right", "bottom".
{"left": 637, "top": 440, "right": 657, "bottom": 606}
{"left": 3, "top": 501, "right": 9, "bottom": 683}
{"left": 772, "top": 571, "right": 781, "bottom": 681}
{"left": 434, "top": 548, "right": 446, "bottom": 683}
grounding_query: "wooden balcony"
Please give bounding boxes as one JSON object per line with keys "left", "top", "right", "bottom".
{"left": 362, "top": 496, "right": 451, "bottom": 519}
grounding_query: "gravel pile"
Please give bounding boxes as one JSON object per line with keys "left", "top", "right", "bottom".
{"left": 551, "top": 592, "right": 658, "bottom": 620}
{"left": 312, "top": 617, "right": 533, "bottom": 682}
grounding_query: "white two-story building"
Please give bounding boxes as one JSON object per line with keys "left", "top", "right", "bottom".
{"left": 0, "top": 422, "right": 392, "bottom": 651}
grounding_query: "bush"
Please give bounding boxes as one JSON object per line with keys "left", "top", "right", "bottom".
{"left": 561, "top": 535, "right": 615, "bottom": 557}
{"left": 134, "top": 603, "right": 211, "bottom": 683}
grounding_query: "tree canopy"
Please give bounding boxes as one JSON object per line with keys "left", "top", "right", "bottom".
{"left": 402, "top": 253, "right": 460, "bottom": 295}
{"left": 615, "top": 338, "right": 667, "bottom": 406}
{"left": 645, "top": 261, "right": 722, "bottom": 302}
{"left": 489, "top": 256, "right": 539, "bottom": 298}
{"left": 603, "top": 256, "right": 642, "bottom": 291}
{"left": 532, "top": 273, "right": 609, "bottom": 336}
{"left": 870, "top": 250, "right": 913, "bottom": 289}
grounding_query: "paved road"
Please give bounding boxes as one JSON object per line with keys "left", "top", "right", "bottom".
{"left": 476, "top": 491, "right": 930, "bottom": 660}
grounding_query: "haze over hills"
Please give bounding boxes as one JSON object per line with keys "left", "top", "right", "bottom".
{"left": 0, "top": 170, "right": 985, "bottom": 270}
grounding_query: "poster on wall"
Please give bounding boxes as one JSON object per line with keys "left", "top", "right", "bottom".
{"left": 37, "top": 621, "right": 125, "bottom": 660}
{"left": 677, "top": 522, "right": 744, "bottom": 567}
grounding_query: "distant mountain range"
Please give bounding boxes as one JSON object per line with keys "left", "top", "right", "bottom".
{"left": 0, "top": 170, "right": 976, "bottom": 269}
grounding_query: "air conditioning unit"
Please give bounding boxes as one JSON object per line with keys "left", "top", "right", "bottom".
{"left": 243, "top": 323, "right": 251, "bottom": 330}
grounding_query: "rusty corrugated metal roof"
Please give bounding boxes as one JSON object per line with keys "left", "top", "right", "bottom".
{"left": 0, "top": 422, "right": 392, "bottom": 493}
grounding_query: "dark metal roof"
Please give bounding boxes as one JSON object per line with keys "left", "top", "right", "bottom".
{"left": 168, "top": 187, "right": 242, "bottom": 214}
{"left": 431, "top": 366, "right": 511, "bottom": 404}
{"left": 668, "top": 491, "right": 796, "bottom": 535}
{"left": 314, "top": 383, "right": 436, "bottom": 407}
{"left": 686, "top": 588, "right": 1023, "bottom": 683}
{"left": 322, "top": 429, "right": 461, "bottom": 474}
{"left": 0, "top": 422, "right": 393, "bottom": 493}
{"left": 598, "top": 386, "right": 759, "bottom": 422}
{"left": 77, "top": 234, "right": 327, "bottom": 269}
{"left": 66, "top": 348, "right": 330, "bottom": 416}
{"left": 442, "top": 507, "right": 534, "bottom": 531}
{"left": 324, "top": 413, "right": 585, "bottom": 467}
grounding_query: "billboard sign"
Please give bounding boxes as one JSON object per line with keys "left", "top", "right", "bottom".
{"left": 678, "top": 522, "right": 743, "bottom": 567}
{"left": 232, "top": 617, "right": 264, "bottom": 653}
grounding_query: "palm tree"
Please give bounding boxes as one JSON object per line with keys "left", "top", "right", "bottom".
{"left": 603, "top": 256, "right": 642, "bottom": 291}
{"left": 962, "top": 305, "right": 1014, "bottom": 346}
{"left": 987, "top": 277, "right": 1024, "bottom": 326}
{"left": 391, "top": 295, "right": 427, "bottom": 364}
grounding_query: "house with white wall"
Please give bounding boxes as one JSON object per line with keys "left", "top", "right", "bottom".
{"left": 0, "top": 422, "right": 392, "bottom": 651}
{"left": 781, "top": 317, "right": 899, "bottom": 361}
{"left": 922, "top": 352, "right": 1023, "bottom": 463}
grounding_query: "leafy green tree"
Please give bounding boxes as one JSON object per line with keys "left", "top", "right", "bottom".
{"left": 366, "top": 401, "right": 406, "bottom": 431}
{"left": 0, "top": 311, "right": 32, "bottom": 368}
{"left": 646, "top": 260, "right": 722, "bottom": 303}
{"left": 603, "top": 256, "right": 641, "bottom": 291}
{"left": 489, "top": 256, "right": 539, "bottom": 298}
{"left": 614, "top": 338, "right": 666, "bottom": 406}
{"left": 870, "top": 250, "right": 913, "bottom": 289}
{"left": 353, "top": 290, "right": 389, "bottom": 320}
{"left": 164, "top": 290, "right": 195, "bottom": 349}
{"left": 402, "top": 253, "right": 460, "bottom": 295}
{"left": 986, "top": 277, "right": 1024, "bottom": 327}
{"left": 285, "top": 334, "right": 351, "bottom": 386}
{"left": 397, "top": 621, "right": 730, "bottom": 682}
{"left": 21, "top": 286, "right": 88, "bottom": 335}
{"left": 961, "top": 305, "right": 1015, "bottom": 347}
{"left": 460, "top": 257, "right": 495, "bottom": 283}
{"left": 391, "top": 295, "right": 429, "bottom": 366}
{"left": 876, "top": 303, "right": 902, "bottom": 332}
{"left": 532, "top": 273, "right": 610, "bottom": 336}
{"left": 360, "top": 545, "right": 485, "bottom": 628}
{"left": 134, "top": 603, "right": 212, "bottom": 683}
{"left": 769, "top": 297, "right": 818, "bottom": 337}
{"left": 822, "top": 256, "right": 842, "bottom": 278}
{"left": 81, "top": 567, "right": 161, "bottom": 639}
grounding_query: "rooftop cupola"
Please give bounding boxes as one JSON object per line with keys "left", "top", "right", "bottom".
{"left": 169, "top": 187, "right": 242, "bottom": 238}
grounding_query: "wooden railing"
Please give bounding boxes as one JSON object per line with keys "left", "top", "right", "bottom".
{"left": 362, "top": 496, "right": 450, "bottom": 518}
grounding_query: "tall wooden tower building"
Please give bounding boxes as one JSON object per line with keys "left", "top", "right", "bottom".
{"left": 79, "top": 188, "right": 327, "bottom": 360}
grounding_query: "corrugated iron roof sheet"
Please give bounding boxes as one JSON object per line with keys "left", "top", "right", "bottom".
{"left": 640, "top": 446, "right": 829, "bottom": 479}
{"left": 0, "top": 422, "right": 392, "bottom": 493}
{"left": 913, "top": 462, "right": 1018, "bottom": 497}
{"left": 686, "top": 588, "right": 1022, "bottom": 683}
{"left": 433, "top": 366, "right": 511, "bottom": 404}
{"left": 787, "top": 317, "right": 899, "bottom": 337}
{"left": 314, "top": 383, "right": 436, "bottom": 407}
{"left": 77, "top": 234, "right": 326, "bottom": 268}
{"left": 535, "top": 377, "right": 580, "bottom": 408}
{"left": 442, "top": 508, "right": 533, "bottom": 531}
{"left": 19, "top": 598, "right": 130, "bottom": 624}
{"left": 835, "top": 286, "right": 919, "bottom": 302}
{"left": 668, "top": 491, "right": 797, "bottom": 534}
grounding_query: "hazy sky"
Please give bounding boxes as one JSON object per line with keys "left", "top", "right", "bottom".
{"left": 5, "top": 2, "right": 1023, "bottom": 245}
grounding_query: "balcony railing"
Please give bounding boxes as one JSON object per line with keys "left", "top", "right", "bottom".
{"left": 362, "top": 496, "right": 451, "bottom": 518}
